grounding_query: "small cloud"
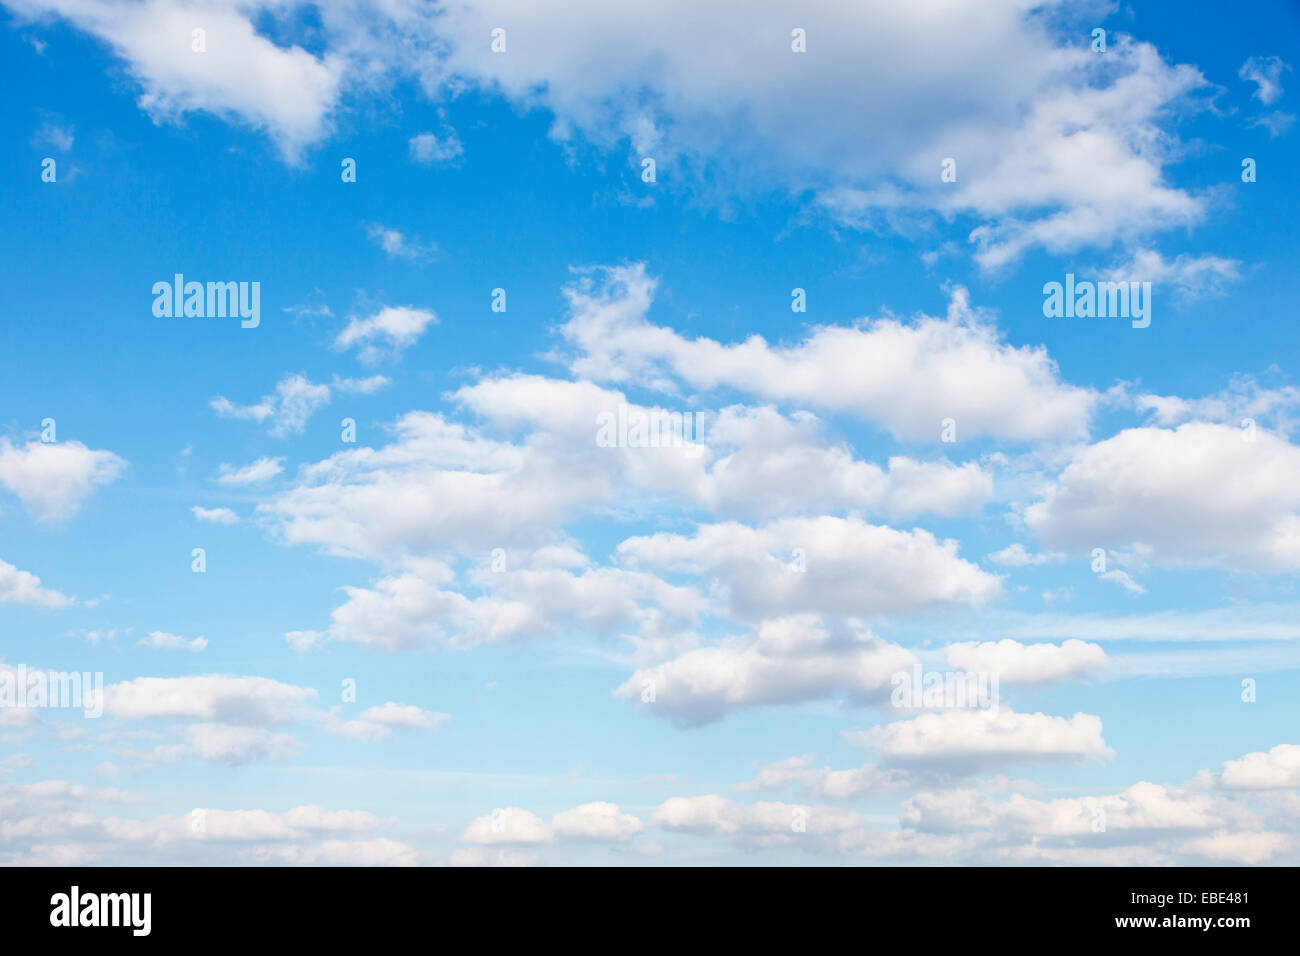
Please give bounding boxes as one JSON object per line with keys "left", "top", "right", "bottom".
{"left": 139, "top": 630, "right": 208, "bottom": 652}
{"left": 409, "top": 129, "right": 463, "bottom": 165}
{"left": 988, "top": 543, "right": 1066, "bottom": 567}
{"left": 214, "top": 457, "right": 284, "bottom": 486}
{"left": 1249, "top": 111, "right": 1295, "bottom": 138}
{"left": 0, "top": 556, "right": 75, "bottom": 608}
{"left": 283, "top": 289, "right": 333, "bottom": 320}
{"left": 333, "top": 374, "right": 390, "bottom": 395}
{"left": 364, "top": 223, "right": 438, "bottom": 264}
{"left": 1100, "top": 569, "right": 1146, "bottom": 595}
{"left": 74, "top": 628, "right": 126, "bottom": 644}
{"left": 286, "top": 630, "right": 322, "bottom": 653}
{"left": 211, "top": 374, "right": 331, "bottom": 436}
{"left": 1239, "top": 55, "right": 1290, "bottom": 106}
{"left": 334, "top": 306, "right": 437, "bottom": 364}
{"left": 33, "top": 121, "right": 74, "bottom": 152}
{"left": 191, "top": 505, "right": 239, "bottom": 524}
{"left": 1104, "top": 249, "right": 1243, "bottom": 302}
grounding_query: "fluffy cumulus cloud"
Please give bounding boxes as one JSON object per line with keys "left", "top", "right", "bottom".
{"left": 0, "top": 781, "right": 417, "bottom": 865}
{"left": 192, "top": 505, "right": 239, "bottom": 524}
{"left": 333, "top": 306, "right": 438, "bottom": 362}
{"left": 560, "top": 266, "right": 1096, "bottom": 441}
{"left": 321, "top": 557, "right": 702, "bottom": 652}
{"left": 650, "top": 795, "right": 863, "bottom": 851}
{"left": 103, "top": 675, "right": 317, "bottom": 723}
{"left": 3, "top": 0, "right": 344, "bottom": 162}
{"left": 617, "top": 516, "right": 1000, "bottom": 621}
{"left": 6, "top": 2, "right": 1215, "bottom": 262}
{"left": 849, "top": 708, "right": 1113, "bottom": 772}
{"left": 739, "top": 755, "right": 913, "bottom": 799}
{"left": 77, "top": 675, "right": 446, "bottom": 767}
{"left": 432, "top": 2, "right": 1208, "bottom": 265}
{"left": 1212, "top": 744, "right": 1300, "bottom": 790}
{"left": 325, "top": 703, "right": 449, "bottom": 741}
{"left": 261, "top": 367, "right": 1004, "bottom": 567}
{"left": 409, "top": 129, "right": 463, "bottom": 164}
{"left": 943, "top": 639, "right": 1108, "bottom": 686}
{"left": 0, "top": 556, "right": 74, "bottom": 608}
{"left": 617, "top": 616, "right": 917, "bottom": 725}
{"left": 0, "top": 438, "right": 125, "bottom": 521}
{"left": 459, "top": 802, "right": 645, "bottom": 848}
{"left": 1025, "top": 423, "right": 1300, "bottom": 571}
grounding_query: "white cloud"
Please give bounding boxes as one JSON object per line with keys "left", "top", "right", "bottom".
{"left": 0, "top": 782, "right": 416, "bottom": 865}
{"left": 409, "top": 129, "right": 462, "bottom": 164}
{"left": 0, "top": 557, "right": 74, "bottom": 608}
{"left": 363, "top": 223, "right": 438, "bottom": 264}
{"left": 333, "top": 374, "right": 390, "bottom": 395}
{"left": 617, "top": 516, "right": 1000, "bottom": 621}
{"left": 987, "top": 543, "right": 1065, "bottom": 567}
{"left": 1239, "top": 55, "right": 1290, "bottom": 105}
{"left": 616, "top": 615, "right": 917, "bottom": 725}
{"left": 0, "top": 439, "right": 126, "bottom": 521}
{"left": 561, "top": 265, "right": 1095, "bottom": 441}
{"left": 1181, "top": 829, "right": 1290, "bottom": 865}
{"left": 1100, "top": 569, "right": 1146, "bottom": 595}
{"left": 6, "top": 0, "right": 343, "bottom": 162}
{"left": 1214, "top": 743, "right": 1300, "bottom": 790}
{"left": 321, "top": 557, "right": 700, "bottom": 651}
{"left": 694, "top": 405, "right": 992, "bottom": 518}
{"left": 211, "top": 374, "right": 331, "bottom": 436}
{"left": 215, "top": 457, "right": 284, "bottom": 486}
{"left": 551, "top": 802, "right": 644, "bottom": 842}
{"left": 431, "top": 5, "right": 1207, "bottom": 266}
{"left": 1025, "top": 423, "right": 1300, "bottom": 571}
{"left": 33, "top": 120, "right": 73, "bottom": 151}
{"left": 326, "top": 703, "right": 449, "bottom": 741}
{"left": 253, "top": 837, "right": 419, "bottom": 866}
{"left": 904, "top": 780, "right": 1218, "bottom": 838}
{"left": 285, "top": 630, "right": 322, "bottom": 654}
{"left": 851, "top": 708, "right": 1113, "bottom": 770}
{"left": 1104, "top": 248, "right": 1242, "bottom": 300}
{"left": 261, "top": 411, "right": 604, "bottom": 560}
{"left": 739, "top": 755, "right": 912, "bottom": 799}
{"left": 184, "top": 723, "right": 299, "bottom": 765}
{"left": 138, "top": 630, "right": 208, "bottom": 652}
{"left": 943, "top": 639, "right": 1107, "bottom": 686}
{"left": 1250, "top": 110, "right": 1295, "bottom": 138}
{"left": 650, "top": 794, "right": 862, "bottom": 850}
{"left": 333, "top": 306, "right": 438, "bottom": 363}
{"left": 103, "top": 675, "right": 316, "bottom": 724}
{"left": 191, "top": 505, "right": 238, "bottom": 524}
{"left": 461, "top": 807, "right": 552, "bottom": 845}
{"left": 1135, "top": 374, "right": 1300, "bottom": 434}
{"left": 12, "top": 2, "right": 1217, "bottom": 265}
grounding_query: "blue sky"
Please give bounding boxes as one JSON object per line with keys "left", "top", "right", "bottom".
{"left": 1, "top": 0, "right": 1299, "bottom": 865}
